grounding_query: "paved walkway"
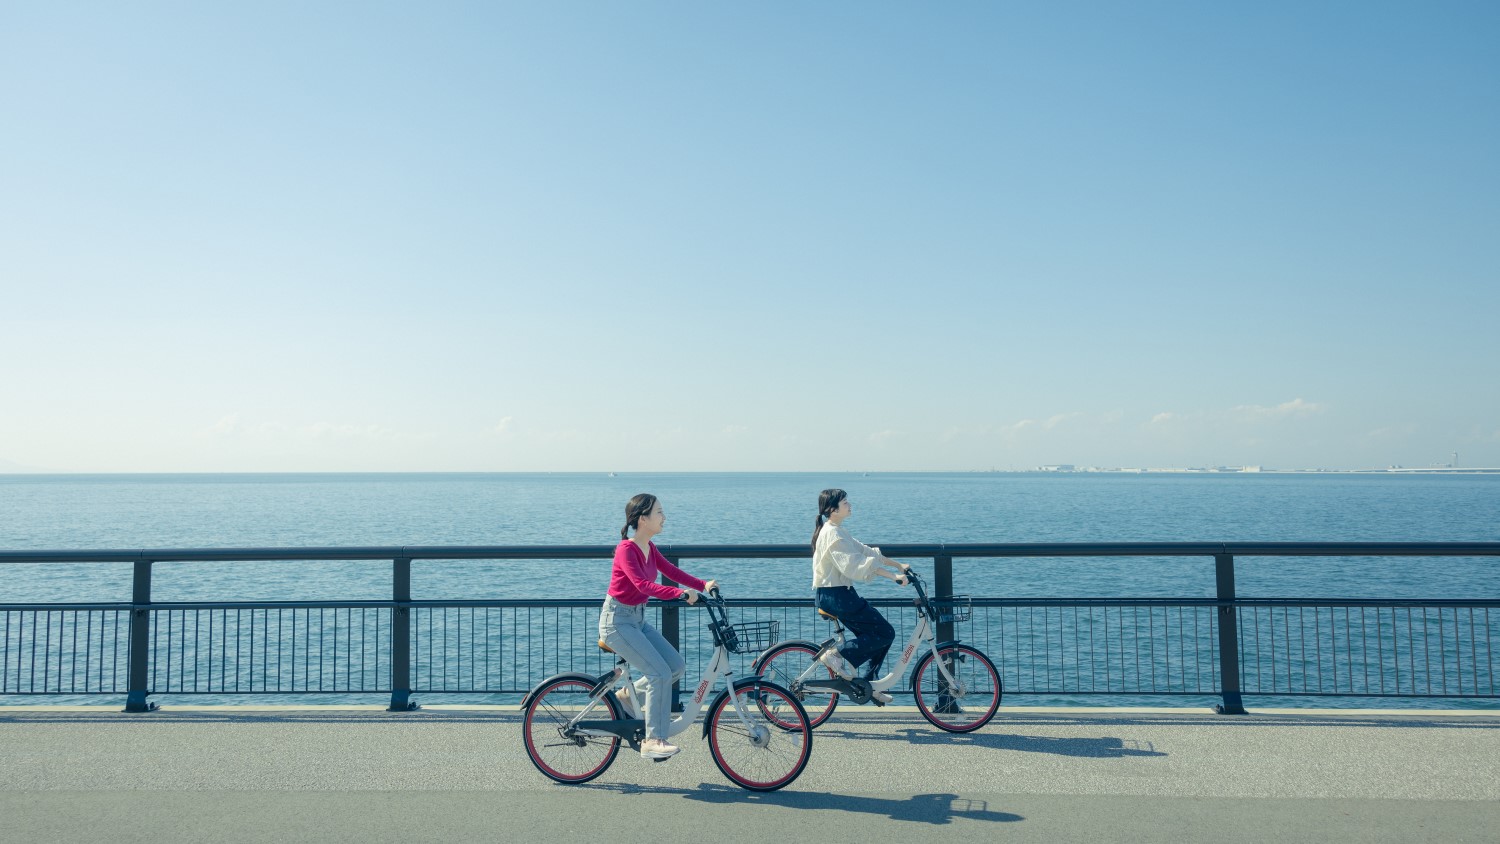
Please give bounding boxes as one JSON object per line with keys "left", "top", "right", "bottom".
{"left": 2, "top": 706, "right": 1498, "bottom": 842}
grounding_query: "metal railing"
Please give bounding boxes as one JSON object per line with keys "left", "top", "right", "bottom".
{"left": 2, "top": 543, "right": 1497, "bottom": 713}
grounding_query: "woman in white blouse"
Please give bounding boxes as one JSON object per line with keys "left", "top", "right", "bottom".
{"left": 811, "top": 488, "right": 910, "bottom": 704}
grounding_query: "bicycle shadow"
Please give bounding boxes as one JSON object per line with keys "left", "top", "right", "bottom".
{"left": 578, "top": 782, "right": 1023, "bottom": 825}
{"left": 818, "top": 725, "right": 1165, "bottom": 758}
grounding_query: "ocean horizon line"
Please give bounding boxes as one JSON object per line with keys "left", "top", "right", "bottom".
{"left": 3, "top": 468, "right": 1499, "bottom": 478}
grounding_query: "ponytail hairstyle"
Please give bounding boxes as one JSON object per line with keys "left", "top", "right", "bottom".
{"left": 621, "top": 493, "right": 659, "bottom": 540}
{"left": 812, "top": 488, "right": 847, "bottom": 550}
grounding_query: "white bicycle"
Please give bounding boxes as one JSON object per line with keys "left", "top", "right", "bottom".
{"left": 521, "top": 587, "right": 814, "bottom": 791}
{"left": 753, "top": 569, "right": 1002, "bottom": 733}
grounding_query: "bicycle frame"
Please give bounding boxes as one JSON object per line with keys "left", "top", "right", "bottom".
{"left": 560, "top": 597, "right": 768, "bottom": 747}
{"left": 789, "top": 574, "right": 965, "bottom": 696}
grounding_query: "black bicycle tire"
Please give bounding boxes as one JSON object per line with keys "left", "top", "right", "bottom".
{"left": 522, "top": 675, "right": 624, "bottom": 784}
{"left": 911, "top": 644, "right": 1002, "bottom": 733}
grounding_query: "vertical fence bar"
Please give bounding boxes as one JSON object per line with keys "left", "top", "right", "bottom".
{"left": 1214, "top": 553, "right": 1246, "bottom": 714}
{"left": 389, "top": 557, "right": 416, "bottom": 710}
{"left": 124, "top": 559, "right": 156, "bottom": 712}
{"left": 661, "top": 555, "right": 682, "bottom": 711}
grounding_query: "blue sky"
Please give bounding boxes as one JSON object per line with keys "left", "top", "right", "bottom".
{"left": 2, "top": 2, "right": 1497, "bottom": 472}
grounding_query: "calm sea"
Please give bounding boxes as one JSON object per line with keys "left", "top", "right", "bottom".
{"left": 3, "top": 472, "right": 1497, "bottom": 707}
{"left": 2, "top": 472, "right": 1497, "bottom": 603}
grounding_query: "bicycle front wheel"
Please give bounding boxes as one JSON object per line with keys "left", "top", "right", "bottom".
{"left": 912, "top": 644, "right": 1002, "bottom": 733}
{"left": 523, "top": 675, "right": 623, "bottom": 784}
{"left": 755, "top": 641, "right": 839, "bottom": 729}
{"left": 707, "top": 679, "right": 813, "bottom": 792}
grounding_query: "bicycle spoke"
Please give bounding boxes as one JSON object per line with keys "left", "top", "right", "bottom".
{"left": 756, "top": 643, "right": 838, "bottom": 728}
{"left": 523, "top": 677, "right": 622, "bottom": 784}
{"left": 913, "top": 645, "right": 1001, "bottom": 733}
{"left": 706, "top": 682, "right": 812, "bottom": 792}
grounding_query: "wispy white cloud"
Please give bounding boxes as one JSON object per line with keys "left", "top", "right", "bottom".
{"left": 1366, "top": 425, "right": 1418, "bottom": 440}
{"left": 493, "top": 416, "right": 514, "bottom": 436}
{"left": 1230, "top": 398, "right": 1324, "bottom": 420}
{"left": 868, "top": 430, "right": 899, "bottom": 444}
{"left": 203, "top": 413, "right": 240, "bottom": 436}
{"left": 995, "top": 411, "right": 1091, "bottom": 439}
{"left": 1148, "top": 399, "right": 1324, "bottom": 430}
{"left": 998, "top": 419, "right": 1036, "bottom": 438}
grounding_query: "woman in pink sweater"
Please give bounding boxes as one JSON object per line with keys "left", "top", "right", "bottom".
{"left": 599, "top": 493, "right": 717, "bottom": 761}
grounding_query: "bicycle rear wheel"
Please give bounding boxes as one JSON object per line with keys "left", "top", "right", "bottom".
{"left": 707, "top": 679, "right": 812, "bottom": 792}
{"left": 755, "top": 641, "right": 839, "bottom": 728}
{"left": 912, "top": 644, "right": 1001, "bottom": 733}
{"left": 523, "top": 675, "right": 623, "bottom": 784}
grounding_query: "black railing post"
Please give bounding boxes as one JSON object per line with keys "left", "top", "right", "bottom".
{"left": 933, "top": 554, "right": 957, "bottom": 712}
{"left": 124, "top": 559, "right": 157, "bottom": 712}
{"left": 934, "top": 555, "right": 955, "bottom": 644}
{"left": 389, "top": 557, "right": 417, "bottom": 711}
{"left": 661, "top": 556, "right": 683, "bottom": 712}
{"left": 1215, "top": 552, "right": 1247, "bottom": 714}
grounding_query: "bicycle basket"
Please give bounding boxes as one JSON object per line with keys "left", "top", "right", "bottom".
{"left": 933, "top": 596, "right": 972, "bottom": 624}
{"left": 721, "top": 620, "right": 779, "bottom": 655}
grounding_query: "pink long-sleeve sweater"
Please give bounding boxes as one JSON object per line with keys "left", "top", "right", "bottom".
{"left": 607, "top": 539, "right": 707, "bottom": 605}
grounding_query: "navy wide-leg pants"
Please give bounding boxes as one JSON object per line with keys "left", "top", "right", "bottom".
{"left": 815, "top": 586, "right": 895, "bottom": 680}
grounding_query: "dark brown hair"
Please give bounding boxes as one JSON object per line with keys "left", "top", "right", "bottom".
{"left": 621, "top": 493, "right": 659, "bottom": 540}
{"left": 812, "top": 488, "right": 847, "bottom": 550}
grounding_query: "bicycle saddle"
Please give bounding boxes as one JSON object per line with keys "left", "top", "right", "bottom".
{"left": 597, "top": 639, "right": 615, "bottom": 653}
{"left": 817, "top": 609, "right": 840, "bottom": 622}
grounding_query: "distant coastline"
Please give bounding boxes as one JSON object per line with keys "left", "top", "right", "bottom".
{"left": 3, "top": 467, "right": 1500, "bottom": 478}
{"left": 1019, "top": 465, "right": 1500, "bottom": 475}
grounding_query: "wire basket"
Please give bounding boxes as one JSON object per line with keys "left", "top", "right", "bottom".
{"left": 932, "top": 596, "right": 972, "bottom": 624}
{"left": 721, "top": 620, "right": 780, "bottom": 655}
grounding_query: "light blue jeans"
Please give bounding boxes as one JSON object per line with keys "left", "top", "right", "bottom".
{"left": 598, "top": 596, "right": 685, "bottom": 740}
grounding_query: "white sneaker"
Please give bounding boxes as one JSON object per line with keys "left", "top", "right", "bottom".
{"left": 614, "top": 686, "right": 636, "bottom": 715}
{"left": 818, "top": 649, "right": 855, "bottom": 681}
{"left": 640, "top": 738, "right": 680, "bottom": 760}
{"left": 871, "top": 690, "right": 893, "bottom": 705}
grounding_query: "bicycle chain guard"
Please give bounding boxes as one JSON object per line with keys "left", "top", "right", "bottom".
{"left": 802, "top": 676, "right": 872, "bottom": 704}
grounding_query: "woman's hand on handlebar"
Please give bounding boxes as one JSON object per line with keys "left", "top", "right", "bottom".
{"left": 683, "top": 580, "right": 719, "bottom": 604}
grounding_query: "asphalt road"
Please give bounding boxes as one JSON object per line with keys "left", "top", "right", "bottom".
{"left": 2, "top": 706, "right": 1497, "bottom": 843}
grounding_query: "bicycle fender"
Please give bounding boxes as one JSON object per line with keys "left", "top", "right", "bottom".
{"left": 750, "top": 639, "right": 823, "bottom": 674}
{"left": 519, "top": 671, "right": 604, "bottom": 709}
{"left": 907, "top": 641, "right": 966, "bottom": 690}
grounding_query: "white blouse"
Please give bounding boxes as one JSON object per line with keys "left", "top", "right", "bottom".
{"left": 812, "top": 521, "right": 886, "bottom": 589}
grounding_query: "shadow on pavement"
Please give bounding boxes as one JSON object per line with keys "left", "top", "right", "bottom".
{"left": 578, "top": 782, "right": 1024, "bottom": 825}
{"left": 817, "top": 724, "right": 1165, "bottom": 757}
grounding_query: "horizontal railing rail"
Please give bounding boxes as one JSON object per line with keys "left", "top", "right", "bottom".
{"left": 2, "top": 542, "right": 1497, "bottom": 712}
{"left": 6, "top": 541, "right": 1500, "bottom": 564}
